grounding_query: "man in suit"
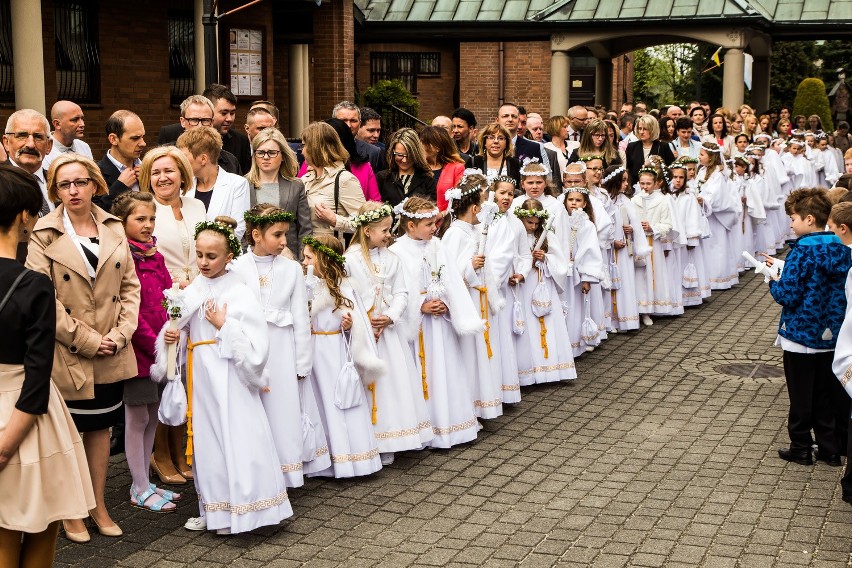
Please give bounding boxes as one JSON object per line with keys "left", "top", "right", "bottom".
{"left": 566, "top": 105, "right": 589, "bottom": 142}
{"left": 95, "top": 110, "right": 146, "bottom": 211}
{"left": 333, "top": 101, "right": 385, "bottom": 173}
{"left": 2, "top": 109, "right": 53, "bottom": 262}
{"left": 156, "top": 94, "right": 242, "bottom": 175}
{"left": 356, "top": 107, "right": 385, "bottom": 156}
{"left": 497, "top": 103, "right": 562, "bottom": 191}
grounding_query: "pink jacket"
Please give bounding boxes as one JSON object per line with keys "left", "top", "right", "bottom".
{"left": 298, "top": 161, "right": 381, "bottom": 202}
{"left": 131, "top": 250, "right": 172, "bottom": 378}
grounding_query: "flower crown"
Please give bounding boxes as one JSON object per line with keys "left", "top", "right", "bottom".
{"left": 459, "top": 167, "right": 486, "bottom": 187}
{"left": 392, "top": 197, "right": 440, "bottom": 220}
{"left": 637, "top": 165, "right": 659, "bottom": 179}
{"left": 351, "top": 203, "right": 393, "bottom": 229}
{"left": 601, "top": 166, "right": 625, "bottom": 185}
{"left": 814, "top": 131, "right": 827, "bottom": 140}
{"left": 244, "top": 210, "right": 295, "bottom": 227}
{"left": 790, "top": 129, "right": 807, "bottom": 138}
{"left": 491, "top": 175, "right": 517, "bottom": 187}
{"left": 514, "top": 207, "right": 549, "bottom": 220}
{"left": 195, "top": 221, "right": 242, "bottom": 258}
{"left": 677, "top": 156, "right": 699, "bottom": 164}
{"left": 564, "top": 161, "right": 587, "bottom": 175}
{"left": 788, "top": 138, "right": 806, "bottom": 147}
{"left": 668, "top": 161, "right": 688, "bottom": 171}
{"left": 578, "top": 154, "right": 605, "bottom": 163}
{"left": 519, "top": 157, "right": 551, "bottom": 177}
{"left": 701, "top": 141, "right": 724, "bottom": 156}
{"left": 302, "top": 236, "right": 346, "bottom": 266}
{"left": 745, "top": 144, "right": 765, "bottom": 154}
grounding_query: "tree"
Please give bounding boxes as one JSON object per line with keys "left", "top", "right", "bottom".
{"left": 815, "top": 40, "right": 852, "bottom": 87}
{"left": 793, "top": 78, "right": 834, "bottom": 132}
{"left": 770, "top": 42, "right": 818, "bottom": 110}
{"left": 632, "top": 42, "right": 722, "bottom": 108}
{"left": 363, "top": 80, "right": 420, "bottom": 117}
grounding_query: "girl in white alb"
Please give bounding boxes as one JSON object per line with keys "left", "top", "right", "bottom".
{"left": 229, "top": 205, "right": 330, "bottom": 488}
{"left": 302, "top": 235, "right": 383, "bottom": 478}
{"left": 344, "top": 202, "right": 433, "bottom": 465}
{"left": 510, "top": 158, "right": 562, "bottom": 218}
{"left": 697, "top": 141, "right": 740, "bottom": 290}
{"left": 631, "top": 167, "right": 673, "bottom": 325}
{"left": 668, "top": 162, "right": 708, "bottom": 307}
{"left": 389, "top": 197, "right": 483, "bottom": 449}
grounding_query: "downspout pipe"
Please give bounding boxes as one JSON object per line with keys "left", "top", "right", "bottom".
{"left": 498, "top": 42, "right": 505, "bottom": 107}
{"left": 203, "top": 0, "right": 219, "bottom": 85}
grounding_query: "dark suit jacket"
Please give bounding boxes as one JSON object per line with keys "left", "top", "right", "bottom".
{"left": 472, "top": 155, "right": 521, "bottom": 189}
{"left": 625, "top": 140, "right": 676, "bottom": 186}
{"left": 248, "top": 176, "right": 312, "bottom": 259}
{"left": 94, "top": 154, "right": 129, "bottom": 212}
{"left": 376, "top": 169, "right": 435, "bottom": 205}
{"left": 356, "top": 138, "right": 385, "bottom": 173}
{"left": 514, "top": 137, "right": 562, "bottom": 192}
{"left": 566, "top": 149, "right": 621, "bottom": 170}
{"left": 223, "top": 130, "right": 252, "bottom": 174}
{"left": 156, "top": 122, "right": 242, "bottom": 175}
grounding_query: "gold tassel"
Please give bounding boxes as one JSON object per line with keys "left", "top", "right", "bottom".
{"left": 367, "top": 383, "right": 377, "bottom": 425}
{"left": 538, "top": 316, "right": 549, "bottom": 359}
{"left": 475, "top": 286, "right": 493, "bottom": 358}
{"left": 186, "top": 339, "right": 216, "bottom": 466}
{"left": 418, "top": 327, "right": 429, "bottom": 400}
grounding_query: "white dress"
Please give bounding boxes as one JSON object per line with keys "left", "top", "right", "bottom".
{"left": 589, "top": 190, "right": 615, "bottom": 338}
{"left": 514, "top": 228, "right": 577, "bottom": 383}
{"left": 162, "top": 271, "right": 292, "bottom": 534}
{"left": 631, "top": 190, "right": 673, "bottom": 315}
{"left": 673, "top": 191, "right": 709, "bottom": 306}
{"left": 763, "top": 149, "right": 792, "bottom": 248}
{"left": 307, "top": 280, "right": 383, "bottom": 478}
{"left": 344, "top": 245, "right": 434, "bottom": 452}
{"left": 609, "top": 194, "right": 651, "bottom": 330}
{"left": 229, "top": 252, "right": 330, "bottom": 488}
{"left": 698, "top": 168, "right": 740, "bottom": 289}
{"left": 389, "top": 235, "right": 482, "bottom": 448}
{"left": 442, "top": 220, "right": 504, "bottom": 419}
{"left": 662, "top": 193, "right": 685, "bottom": 316}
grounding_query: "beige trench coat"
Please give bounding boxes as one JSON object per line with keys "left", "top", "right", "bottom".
{"left": 301, "top": 162, "right": 365, "bottom": 237}
{"left": 26, "top": 204, "right": 141, "bottom": 401}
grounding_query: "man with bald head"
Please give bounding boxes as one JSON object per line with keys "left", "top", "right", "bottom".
{"left": 667, "top": 106, "right": 684, "bottom": 120}
{"left": 96, "top": 110, "right": 146, "bottom": 210}
{"left": 567, "top": 105, "right": 589, "bottom": 141}
{"left": 43, "top": 100, "right": 93, "bottom": 170}
{"left": 432, "top": 115, "right": 452, "bottom": 133}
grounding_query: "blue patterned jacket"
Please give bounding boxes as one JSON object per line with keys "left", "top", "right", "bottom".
{"left": 769, "top": 232, "right": 852, "bottom": 349}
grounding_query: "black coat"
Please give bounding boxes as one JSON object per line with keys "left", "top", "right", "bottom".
{"left": 155, "top": 122, "right": 242, "bottom": 175}
{"left": 94, "top": 154, "right": 129, "bottom": 212}
{"left": 471, "top": 155, "right": 521, "bottom": 189}
{"left": 376, "top": 170, "right": 436, "bottom": 205}
{"left": 625, "top": 140, "right": 676, "bottom": 186}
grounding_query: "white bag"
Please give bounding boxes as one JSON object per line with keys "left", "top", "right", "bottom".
{"left": 298, "top": 379, "right": 317, "bottom": 462}
{"left": 158, "top": 378, "right": 187, "bottom": 426}
{"left": 682, "top": 262, "right": 698, "bottom": 289}
{"left": 581, "top": 295, "right": 600, "bottom": 347}
{"left": 511, "top": 287, "right": 526, "bottom": 335}
{"left": 333, "top": 331, "right": 365, "bottom": 410}
{"left": 531, "top": 270, "right": 552, "bottom": 318}
{"left": 609, "top": 261, "right": 621, "bottom": 290}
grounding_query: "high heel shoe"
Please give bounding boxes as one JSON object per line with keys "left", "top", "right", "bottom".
{"left": 62, "top": 520, "right": 91, "bottom": 543}
{"left": 150, "top": 454, "right": 186, "bottom": 485}
{"left": 90, "top": 515, "right": 123, "bottom": 537}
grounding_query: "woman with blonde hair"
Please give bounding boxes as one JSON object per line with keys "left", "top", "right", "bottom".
{"left": 300, "top": 121, "right": 366, "bottom": 237}
{"left": 27, "top": 154, "right": 141, "bottom": 542}
{"left": 625, "top": 114, "right": 675, "bottom": 186}
{"left": 245, "top": 127, "right": 311, "bottom": 258}
{"left": 376, "top": 127, "right": 435, "bottom": 205}
{"left": 543, "top": 115, "right": 570, "bottom": 174}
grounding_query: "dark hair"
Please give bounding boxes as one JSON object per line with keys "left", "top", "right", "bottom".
{"left": 324, "top": 118, "right": 367, "bottom": 166}
{"left": 734, "top": 133, "right": 750, "bottom": 144}
{"left": 202, "top": 83, "right": 237, "bottom": 107}
{"left": 689, "top": 106, "right": 705, "bottom": 117}
{"left": 601, "top": 165, "right": 627, "bottom": 200}
{"left": 658, "top": 116, "right": 676, "bottom": 142}
{"left": 419, "top": 125, "right": 464, "bottom": 165}
{"left": 451, "top": 107, "right": 477, "bottom": 128}
{"left": 675, "top": 117, "right": 693, "bottom": 131}
{"left": 438, "top": 174, "right": 485, "bottom": 237}
{"left": 785, "top": 188, "right": 832, "bottom": 227}
{"left": 359, "top": 107, "right": 381, "bottom": 124}
{"left": 105, "top": 110, "right": 140, "bottom": 139}
{"left": 619, "top": 114, "right": 635, "bottom": 129}
{"left": 0, "top": 164, "right": 42, "bottom": 230}
{"left": 111, "top": 191, "right": 155, "bottom": 221}
{"left": 836, "top": 174, "right": 852, "bottom": 192}
{"left": 708, "top": 113, "right": 728, "bottom": 137}
{"left": 520, "top": 198, "right": 547, "bottom": 252}
{"left": 517, "top": 106, "right": 527, "bottom": 115}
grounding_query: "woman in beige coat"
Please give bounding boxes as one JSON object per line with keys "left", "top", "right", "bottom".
{"left": 26, "top": 154, "right": 140, "bottom": 543}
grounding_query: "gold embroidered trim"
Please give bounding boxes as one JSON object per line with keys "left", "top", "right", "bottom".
{"left": 330, "top": 447, "right": 380, "bottom": 463}
{"left": 682, "top": 290, "right": 703, "bottom": 298}
{"left": 433, "top": 416, "right": 478, "bottom": 436}
{"left": 204, "top": 490, "right": 289, "bottom": 515}
{"left": 842, "top": 366, "right": 852, "bottom": 386}
{"left": 615, "top": 315, "right": 640, "bottom": 322}
{"left": 637, "top": 299, "right": 673, "bottom": 306}
{"left": 501, "top": 384, "right": 521, "bottom": 391}
{"left": 314, "top": 445, "right": 329, "bottom": 458}
{"left": 474, "top": 398, "right": 503, "bottom": 408}
{"left": 375, "top": 421, "right": 433, "bottom": 439}
{"left": 281, "top": 462, "right": 304, "bottom": 473}
{"left": 709, "top": 274, "right": 738, "bottom": 283}
{"left": 518, "top": 362, "right": 575, "bottom": 376}
{"left": 531, "top": 298, "right": 551, "bottom": 308}
{"left": 683, "top": 275, "right": 699, "bottom": 283}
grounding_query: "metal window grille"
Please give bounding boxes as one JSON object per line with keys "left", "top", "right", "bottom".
{"left": 370, "top": 52, "right": 441, "bottom": 94}
{"left": 0, "top": 0, "right": 12, "bottom": 103}
{"left": 168, "top": 13, "right": 195, "bottom": 106}
{"left": 55, "top": 0, "right": 100, "bottom": 103}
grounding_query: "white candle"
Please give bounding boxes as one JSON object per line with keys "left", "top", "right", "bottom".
{"left": 306, "top": 265, "right": 314, "bottom": 280}
{"left": 166, "top": 283, "right": 180, "bottom": 380}
{"left": 428, "top": 241, "right": 438, "bottom": 276}
{"left": 533, "top": 216, "right": 553, "bottom": 251}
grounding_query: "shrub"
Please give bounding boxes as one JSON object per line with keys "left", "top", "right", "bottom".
{"left": 793, "top": 78, "right": 834, "bottom": 132}
{"left": 363, "top": 80, "right": 420, "bottom": 117}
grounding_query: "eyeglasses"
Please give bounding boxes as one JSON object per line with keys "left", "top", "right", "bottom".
{"left": 5, "top": 131, "right": 48, "bottom": 142}
{"left": 255, "top": 150, "right": 281, "bottom": 159}
{"left": 591, "top": 133, "right": 606, "bottom": 138}
{"left": 392, "top": 152, "right": 409, "bottom": 159}
{"left": 485, "top": 135, "right": 506, "bottom": 142}
{"left": 589, "top": 167, "right": 604, "bottom": 172}
{"left": 56, "top": 178, "right": 93, "bottom": 191}
{"left": 183, "top": 117, "right": 213, "bottom": 126}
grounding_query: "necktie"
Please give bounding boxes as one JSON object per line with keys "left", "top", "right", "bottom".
{"left": 572, "top": 132, "right": 578, "bottom": 141}
{"left": 35, "top": 174, "right": 50, "bottom": 217}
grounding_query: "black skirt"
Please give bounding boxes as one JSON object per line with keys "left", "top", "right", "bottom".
{"left": 65, "top": 382, "right": 125, "bottom": 432}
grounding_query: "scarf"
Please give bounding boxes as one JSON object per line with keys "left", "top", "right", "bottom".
{"left": 128, "top": 237, "right": 158, "bottom": 261}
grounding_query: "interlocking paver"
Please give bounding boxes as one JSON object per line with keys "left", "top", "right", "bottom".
{"left": 52, "top": 273, "right": 852, "bottom": 567}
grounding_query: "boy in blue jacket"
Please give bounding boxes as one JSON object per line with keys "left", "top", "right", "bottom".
{"left": 767, "top": 188, "right": 852, "bottom": 466}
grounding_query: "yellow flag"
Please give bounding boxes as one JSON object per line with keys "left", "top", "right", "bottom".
{"left": 711, "top": 47, "right": 722, "bottom": 67}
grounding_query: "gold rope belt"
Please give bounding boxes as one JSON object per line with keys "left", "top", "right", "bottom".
{"left": 312, "top": 329, "right": 342, "bottom": 335}
{"left": 647, "top": 235, "right": 655, "bottom": 292}
{"left": 367, "top": 383, "right": 377, "bottom": 425}
{"left": 186, "top": 338, "right": 216, "bottom": 466}
{"left": 473, "top": 286, "right": 493, "bottom": 358}
{"left": 418, "top": 327, "right": 429, "bottom": 400}
{"left": 538, "top": 316, "right": 549, "bottom": 358}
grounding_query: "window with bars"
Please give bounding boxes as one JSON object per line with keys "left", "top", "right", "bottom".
{"left": 0, "top": 0, "right": 12, "bottom": 104}
{"left": 370, "top": 52, "right": 440, "bottom": 94}
{"left": 168, "top": 12, "right": 195, "bottom": 106}
{"left": 55, "top": 0, "right": 100, "bottom": 103}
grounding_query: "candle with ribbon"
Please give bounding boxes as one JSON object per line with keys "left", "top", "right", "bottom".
{"left": 533, "top": 215, "right": 555, "bottom": 251}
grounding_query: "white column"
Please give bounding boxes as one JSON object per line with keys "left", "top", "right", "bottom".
{"left": 550, "top": 50, "right": 570, "bottom": 116}
{"left": 722, "top": 48, "right": 745, "bottom": 111}
{"left": 289, "top": 44, "right": 307, "bottom": 137}
{"left": 301, "top": 46, "right": 310, "bottom": 127}
{"left": 194, "top": 0, "right": 205, "bottom": 93}
{"left": 10, "top": 0, "right": 46, "bottom": 113}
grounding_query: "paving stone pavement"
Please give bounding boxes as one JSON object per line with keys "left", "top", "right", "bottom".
{"left": 54, "top": 270, "right": 852, "bottom": 568}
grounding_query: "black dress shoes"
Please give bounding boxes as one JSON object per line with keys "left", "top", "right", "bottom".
{"left": 778, "top": 447, "right": 813, "bottom": 465}
{"left": 814, "top": 449, "right": 842, "bottom": 466}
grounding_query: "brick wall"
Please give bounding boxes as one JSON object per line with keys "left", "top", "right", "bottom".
{"left": 355, "top": 42, "right": 457, "bottom": 123}
{"left": 312, "top": 0, "right": 355, "bottom": 121}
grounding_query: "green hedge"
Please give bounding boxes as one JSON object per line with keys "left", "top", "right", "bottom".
{"left": 792, "top": 78, "right": 834, "bottom": 132}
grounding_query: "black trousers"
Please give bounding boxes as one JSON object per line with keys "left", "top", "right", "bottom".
{"left": 842, "top": 415, "right": 852, "bottom": 497}
{"left": 782, "top": 350, "right": 841, "bottom": 455}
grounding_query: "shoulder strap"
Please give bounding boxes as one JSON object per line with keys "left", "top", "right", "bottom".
{"left": 0, "top": 269, "right": 29, "bottom": 315}
{"left": 333, "top": 171, "right": 344, "bottom": 214}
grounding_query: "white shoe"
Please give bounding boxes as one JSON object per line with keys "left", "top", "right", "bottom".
{"left": 184, "top": 517, "right": 207, "bottom": 531}
{"left": 642, "top": 315, "right": 653, "bottom": 326}
{"left": 585, "top": 346, "right": 595, "bottom": 353}
{"left": 380, "top": 453, "right": 395, "bottom": 466}
{"left": 216, "top": 528, "right": 231, "bottom": 536}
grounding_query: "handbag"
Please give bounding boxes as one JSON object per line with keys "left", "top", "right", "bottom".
{"left": 511, "top": 287, "right": 526, "bottom": 336}
{"left": 531, "top": 269, "right": 552, "bottom": 318}
{"left": 581, "top": 294, "right": 600, "bottom": 347}
{"left": 333, "top": 328, "right": 365, "bottom": 410}
{"left": 298, "top": 379, "right": 318, "bottom": 462}
{"left": 158, "top": 377, "right": 188, "bottom": 426}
